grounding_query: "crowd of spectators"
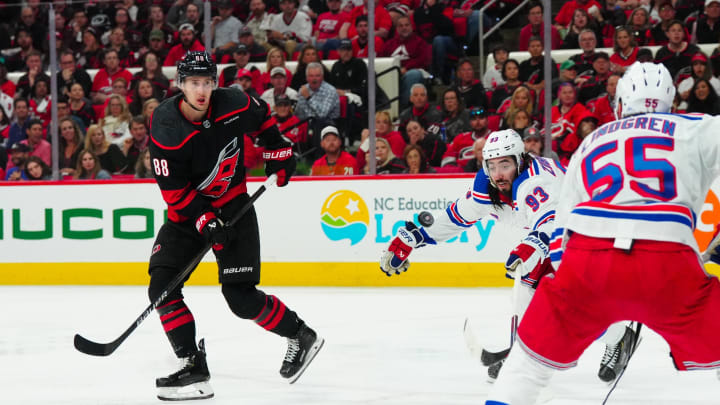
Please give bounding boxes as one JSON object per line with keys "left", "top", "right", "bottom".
{"left": 1, "top": 0, "right": 720, "bottom": 181}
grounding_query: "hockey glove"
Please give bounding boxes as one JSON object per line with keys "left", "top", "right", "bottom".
{"left": 196, "top": 211, "right": 234, "bottom": 251}
{"left": 263, "top": 146, "right": 296, "bottom": 187}
{"left": 505, "top": 231, "right": 551, "bottom": 288}
{"left": 380, "top": 222, "right": 428, "bottom": 276}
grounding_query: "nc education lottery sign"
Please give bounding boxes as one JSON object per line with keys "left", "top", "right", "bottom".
{"left": 1, "top": 175, "right": 719, "bottom": 264}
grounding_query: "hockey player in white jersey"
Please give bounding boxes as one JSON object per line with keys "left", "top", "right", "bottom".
{"left": 380, "top": 129, "right": 564, "bottom": 379}
{"left": 485, "top": 62, "right": 720, "bottom": 405}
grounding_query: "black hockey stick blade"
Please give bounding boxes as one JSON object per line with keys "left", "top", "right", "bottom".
{"left": 481, "top": 347, "right": 510, "bottom": 366}
{"left": 73, "top": 175, "right": 277, "bottom": 356}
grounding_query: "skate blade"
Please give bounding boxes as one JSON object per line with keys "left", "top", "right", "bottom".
{"left": 288, "top": 337, "right": 325, "bottom": 384}
{"left": 157, "top": 381, "right": 214, "bottom": 401}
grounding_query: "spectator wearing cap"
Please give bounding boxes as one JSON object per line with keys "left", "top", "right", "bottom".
{"left": 310, "top": 125, "right": 356, "bottom": 175}
{"left": 78, "top": 27, "right": 104, "bottom": 70}
{"left": 577, "top": 51, "right": 611, "bottom": 103}
{"left": 262, "top": 67, "right": 299, "bottom": 108}
{"left": 522, "top": 126, "right": 559, "bottom": 160}
{"left": 15, "top": 50, "right": 49, "bottom": 101}
{"left": 343, "top": 0, "right": 392, "bottom": 40}
{"left": 350, "top": 15, "right": 384, "bottom": 58}
{"left": 678, "top": 52, "right": 720, "bottom": 95}
{"left": 211, "top": 0, "right": 244, "bottom": 59}
{"left": 238, "top": 26, "right": 268, "bottom": 62}
{"left": 247, "top": 0, "right": 271, "bottom": 46}
{"left": 5, "top": 143, "right": 31, "bottom": 181}
{"left": 328, "top": 39, "right": 369, "bottom": 108}
{"left": 518, "top": 37, "right": 559, "bottom": 95}
{"left": 452, "top": 58, "right": 489, "bottom": 110}
{"left": 233, "top": 68, "right": 261, "bottom": 98}
{"left": 274, "top": 93, "right": 309, "bottom": 147}
{"left": 552, "top": 60, "right": 579, "bottom": 96}
{"left": 655, "top": 20, "right": 701, "bottom": 78}
{"left": 483, "top": 46, "right": 508, "bottom": 91}
{"left": 19, "top": 119, "right": 51, "bottom": 167}
{"left": 441, "top": 107, "right": 490, "bottom": 169}
{"left": 413, "top": 0, "right": 458, "bottom": 85}
{"left": 690, "top": 0, "right": 720, "bottom": 44}
{"left": 519, "top": 1, "right": 562, "bottom": 51}
{"left": 296, "top": 61, "right": 341, "bottom": 121}
{"left": 165, "top": 24, "right": 206, "bottom": 67}
{"left": 91, "top": 49, "right": 133, "bottom": 106}
{"left": 219, "top": 44, "right": 258, "bottom": 87}
{"left": 145, "top": 30, "right": 170, "bottom": 65}
{"left": 570, "top": 29, "right": 599, "bottom": 75}
{"left": 380, "top": 15, "right": 431, "bottom": 109}
{"left": 610, "top": 26, "right": 639, "bottom": 74}
{"left": 265, "top": 0, "right": 313, "bottom": 56}
{"left": 142, "top": 5, "right": 175, "bottom": 49}
{"left": 314, "top": 0, "right": 351, "bottom": 54}
{"left": 649, "top": 0, "right": 676, "bottom": 46}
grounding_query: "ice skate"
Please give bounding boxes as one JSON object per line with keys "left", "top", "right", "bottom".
{"left": 487, "top": 359, "right": 504, "bottom": 382}
{"left": 280, "top": 323, "right": 324, "bottom": 384}
{"left": 156, "top": 339, "right": 214, "bottom": 401}
{"left": 598, "top": 326, "right": 637, "bottom": 383}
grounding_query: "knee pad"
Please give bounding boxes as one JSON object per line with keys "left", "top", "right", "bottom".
{"left": 221, "top": 283, "right": 265, "bottom": 319}
{"left": 148, "top": 267, "right": 185, "bottom": 303}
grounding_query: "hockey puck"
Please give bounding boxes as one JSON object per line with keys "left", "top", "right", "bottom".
{"left": 418, "top": 211, "right": 434, "bottom": 227}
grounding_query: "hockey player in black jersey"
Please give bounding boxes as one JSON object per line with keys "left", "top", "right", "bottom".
{"left": 147, "top": 51, "right": 323, "bottom": 401}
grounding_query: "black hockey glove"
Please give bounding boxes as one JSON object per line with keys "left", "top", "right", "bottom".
{"left": 263, "top": 146, "right": 296, "bottom": 187}
{"left": 195, "top": 211, "right": 234, "bottom": 251}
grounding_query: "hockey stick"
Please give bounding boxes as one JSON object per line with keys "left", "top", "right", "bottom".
{"left": 73, "top": 175, "right": 278, "bottom": 357}
{"left": 463, "top": 318, "right": 510, "bottom": 366}
{"left": 601, "top": 322, "right": 643, "bottom": 405}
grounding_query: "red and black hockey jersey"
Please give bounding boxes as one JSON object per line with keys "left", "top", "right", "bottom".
{"left": 149, "top": 87, "right": 290, "bottom": 223}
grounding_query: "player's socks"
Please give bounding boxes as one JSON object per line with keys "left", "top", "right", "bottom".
{"left": 279, "top": 322, "right": 325, "bottom": 383}
{"left": 156, "top": 339, "right": 214, "bottom": 401}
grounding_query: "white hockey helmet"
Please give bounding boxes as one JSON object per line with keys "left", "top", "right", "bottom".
{"left": 615, "top": 62, "right": 675, "bottom": 119}
{"left": 482, "top": 129, "right": 525, "bottom": 184}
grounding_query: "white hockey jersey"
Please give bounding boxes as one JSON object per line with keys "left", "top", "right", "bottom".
{"left": 264, "top": 10, "right": 313, "bottom": 43}
{"left": 550, "top": 112, "right": 720, "bottom": 268}
{"left": 424, "top": 156, "right": 566, "bottom": 252}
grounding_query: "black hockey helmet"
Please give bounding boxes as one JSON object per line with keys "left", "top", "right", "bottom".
{"left": 176, "top": 51, "right": 217, "bottom": 84}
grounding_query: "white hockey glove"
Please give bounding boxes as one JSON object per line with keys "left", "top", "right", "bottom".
{"left": 702, "top": 227, "right": 720, "bottom": 264}
{"left": 505, "top": 231, "right": 551, "bottom": 288}
{"left": 380, "top": 222, "right": 427, "bottom": 276}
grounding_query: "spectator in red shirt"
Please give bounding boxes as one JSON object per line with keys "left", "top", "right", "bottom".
{"left": 441, "top": 106, "right": 490, "bottom": 168}
{"left": 380, "top": 15, "right": 431, "bottom": 108}
{"left": 344, "top": 0, "right": 392, "bottom": 39}
{"left": 588, "top": 73, "right": 620, "bottom": 125}
{"left": 91, "top": 49, "right": 133, "bottom": 106}
{"left": 0, "top": 58, "right": 16, "bottom": 98}
{"left": 356, "top": 110, "right": 406, "bottom": 173}
{"left": 314, "top": 0, "right": 350, "bottom": 54}
{"left": 554, "top": 0, "right": 602, "bottom": 29}
{"left": 610, "top": 26, "right": 639, "bottom": 74}
{"left": 311, "top": 125, "right": 357, "bottom": 175}
{"left": 552, "top": 82, "right": 591, "bottom": 165}
{"left": 164, "top": 23, "right": 205, "bottom": 67}
{"left": 519, "top": 1, "right": 562, "bottom": 51}
{"left": 350, "top": 15, "right": 384, "bottom": 58}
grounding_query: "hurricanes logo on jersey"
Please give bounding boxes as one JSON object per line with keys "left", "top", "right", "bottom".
{"left": 197, "top": 138, "right": 242, "bottom": 197}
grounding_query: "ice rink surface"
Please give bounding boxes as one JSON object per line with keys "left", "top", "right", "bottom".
{"left": 3, "top": 285, "right": 720, "bottom": 405}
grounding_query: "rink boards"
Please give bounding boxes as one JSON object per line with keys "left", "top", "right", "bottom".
{"left": 2, "top": 174, "right": 720, "bottom": 285}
